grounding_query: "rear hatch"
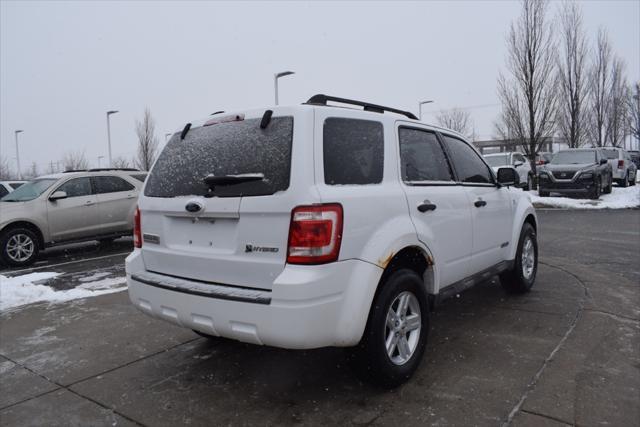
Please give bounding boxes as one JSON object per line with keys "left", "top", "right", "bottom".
{"left": 139, "top": 111, "right": 306, "bottom": 290}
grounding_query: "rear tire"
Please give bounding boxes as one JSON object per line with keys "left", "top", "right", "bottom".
{"left": 347, "top": 269, "right": 429, "bottom": 388}
{"left": 621, "top": 173, "right": 629, "bottom": 188}
{"left": 500, "top": 223, "right": 537, "bottom": 294}
{"left": 0, "top": 227, "right": 40, "bottom": 267}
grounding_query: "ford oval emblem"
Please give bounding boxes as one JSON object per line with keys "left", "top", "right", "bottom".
{"left": 185, "top": 201, "right": 203, "bottom": 213}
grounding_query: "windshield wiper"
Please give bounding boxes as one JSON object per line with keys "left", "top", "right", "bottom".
{"left": 203, "top": 173, "right": 265, "bottom": 188}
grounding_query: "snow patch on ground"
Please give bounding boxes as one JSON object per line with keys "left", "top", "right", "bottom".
{"left": 0, "top": 272, "right": 126, "bottom": 311}
{"left": 528, "top": 186, "right": 640, "bottom": 209}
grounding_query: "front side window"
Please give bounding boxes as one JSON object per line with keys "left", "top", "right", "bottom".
{"left": 399, "top": 128, "right": 452, "bottom": 182}
{"left": 93, "top": 176, "right": 135, "bottom": 194}
{"left": 441, "top": 135, "right": 493, "bottom": 184}
{"left": 323, "top": 118, "right": 384, "bottom": 185}
{"left": 57, "top": 177, "right": 92, "bottom": 198}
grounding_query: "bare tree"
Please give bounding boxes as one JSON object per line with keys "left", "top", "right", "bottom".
{"left": 604, "top": 57, "right": 630, "bottom": 148}
{"left": 630, "top": 82, "right": 640, "bottom": 144}
{"left": 556, "top": 1, "right": 589, "bottom": 148}
{"left": 135, "top": 108, "right": 159, "bottom": 171}
{"left": 588, "top": 28, "right": 612, "bottom": 147}
{"left": 62, "top": 151, "right": 89, "bottom": 171}
{"left": 0, "top": 156, "right": 13, "bottom": 180}
{"left": 112, "top": 156, "right": 132, "bottom": 169}
{"left": 496, "top": 0, "right": 558, "bottom": 173}
{"left": 435, "top": 108, "right": 474, "bottom": 139}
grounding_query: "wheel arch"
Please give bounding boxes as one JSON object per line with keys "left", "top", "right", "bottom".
{"left": 508, "top": 203, "right": 538, "bottom": 260}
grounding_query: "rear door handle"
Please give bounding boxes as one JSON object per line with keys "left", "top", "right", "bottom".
{"left": 474, "top": 200, "right": 487, "bottom": 208}
{"left": 417, "top": 200, "right": 437, "bottom": 212}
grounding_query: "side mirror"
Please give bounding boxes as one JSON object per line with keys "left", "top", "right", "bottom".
{"left": 49, "top": 191, "right": 68, "bottom": 201}
{"left": 600, "top": 158, "right": 607, "bottom": 165}
{"left": 497, "top": 167, "right": 519, "bottom": 186}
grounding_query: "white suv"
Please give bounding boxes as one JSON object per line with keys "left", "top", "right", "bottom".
{"left": 126, "top": 95, "right": 538, "bottom": 387}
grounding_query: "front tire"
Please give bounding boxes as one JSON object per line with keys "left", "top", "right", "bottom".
{"left": 0, "top": 227, "right": 40, "bottom": 267}
{"left": 347, "top": 269, "right": 429, "bottom": 388}
{"left": 604, "top": 174, "right": 613, "bottom": 194}
{"left": 500, "top": 223, "right": 537, "bottom": 294}
{"left": 589, "top": 177, "right": 601, "bottom": 199}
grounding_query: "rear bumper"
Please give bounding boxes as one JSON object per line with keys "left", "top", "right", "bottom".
{"left": 126, "top": 250, "right": 382, "bottom": 349}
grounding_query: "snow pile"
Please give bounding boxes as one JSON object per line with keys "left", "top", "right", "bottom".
{"left": 528, "top": 186, "right": 640, "bottom": 209}
{"left": 0, "top": 272, "right": 126, "bottom": 311}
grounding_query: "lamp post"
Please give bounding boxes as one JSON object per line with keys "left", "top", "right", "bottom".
{"left": 418, "top": 100, "right": 434, "bottom": 120}
{"left": 14, "top": 130, "right": 23, "bottom": 179}
{"left": 106, "top": 110, "right": 119, "bottom": 167}
{"left": 274, "top": 71, "right": 295, "bottom": 105}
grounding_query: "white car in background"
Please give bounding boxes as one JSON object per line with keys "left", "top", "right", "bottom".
{"left": 602, "top": 147, "right": 637, "bottom": 187}
{"left": 484, "top": 152, "right": 534, "bottom": 190}
{"left": 0, "top": 181, "right": 27, "bottom": 199}
{"left": 0, "top": 169, "right": 145, "bottom": 267}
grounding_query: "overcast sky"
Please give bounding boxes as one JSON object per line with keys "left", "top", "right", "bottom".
{"left": 1, "top": 0, "right": 638, "bottom": 174}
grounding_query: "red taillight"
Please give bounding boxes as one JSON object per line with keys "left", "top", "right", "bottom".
{"left": 287, "top": 204, "right": 343, "bottom": 265}
{"left": 536, "top": 160, "right": 544, "bottom": 165}
{"left": 133, "top": 206, "right": 142, "bottom": 248}
{"left": 618, "top": 160, "right": 624, "bottom": 169}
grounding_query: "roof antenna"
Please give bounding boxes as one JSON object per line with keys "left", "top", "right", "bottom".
{"left": 260, "top": 110, "right": 273, "bottom": 129}
{"left": 180, "top": 123, "right": 192, "bottom": 140}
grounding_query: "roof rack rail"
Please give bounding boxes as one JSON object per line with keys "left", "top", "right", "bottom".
{"left": 87, "top": 168, "right": 140, "bottom": 172}
{"left": 305, "top": 94, "right": 418, "bottom": 120}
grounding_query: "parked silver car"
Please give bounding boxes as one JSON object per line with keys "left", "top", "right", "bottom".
{"left": 0, "top": 169, "right": 146, "bottom": 267}
{"left": 602, "top": 147, "right": 637, "bottom": 187}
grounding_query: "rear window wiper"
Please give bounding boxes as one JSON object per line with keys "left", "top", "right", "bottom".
{"left": 203, "top": 173, "right": 265, "bottom": 188}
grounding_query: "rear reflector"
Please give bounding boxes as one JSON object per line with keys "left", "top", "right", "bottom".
{"left": 133, "top": 206, "right": 142, "bottom": 248}
{"left": 618, "top": 160, "right": 624, "bottom": 169}
{"left": 287, "top": 204, "right": 343, "bottom": 264}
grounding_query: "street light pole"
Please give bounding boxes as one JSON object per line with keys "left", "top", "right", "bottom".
{"left": 14, "top": 130, "right": 23, "bottom": 179}
{"left": 106, "top": 110, "right": 119, "bottom": 167}
{"left": 274, "top": 71, "right": 295, "bottom": 105}
{"left": 419, "top": 100, "right": 434, "bottom": 120}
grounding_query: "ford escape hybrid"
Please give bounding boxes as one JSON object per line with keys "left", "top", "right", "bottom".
{"left": 126, "top": 95, "right": 538, "bottom": 387}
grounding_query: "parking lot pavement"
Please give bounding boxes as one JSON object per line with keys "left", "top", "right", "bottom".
{"left": 0, "top": 210, "right": 638, "bottom": 426}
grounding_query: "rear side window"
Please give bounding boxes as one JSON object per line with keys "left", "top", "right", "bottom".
{"left": 323, "top": 118, "right": 384, "bottom": 185}
{"left": 145, "top": 117, "right": 293, "bottom": 198}
{"left": 603, "top": 149, "right": 619, "bottom": 160}
{"left": 399, "top": 128, "right": 452, "bottom": 182}
{"left": 93, "top": 176, "right": 135, "bottom": 194}
{"left": 57, "top": 177, "right": 92, "bottom": 197}
{"left": 441, "top": 135, "right": 493, "bottom": 184}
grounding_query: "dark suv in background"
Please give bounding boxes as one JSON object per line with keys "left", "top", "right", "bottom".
{"left": 538, "top": 148, "right": 612, "bottom": 199}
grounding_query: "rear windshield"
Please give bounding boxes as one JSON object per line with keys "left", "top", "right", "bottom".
{"left": 551, "top": 150, "right": 596, "bottom": 165}
{"left": 602, "top": 149, "right": 619, "bottom": 159}
{"left": 145, "top": 116, "right": 293, "bottom": 198}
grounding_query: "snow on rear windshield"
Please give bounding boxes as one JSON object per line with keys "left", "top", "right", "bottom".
{"left": 145, "top": 116, "right": 293, "bottom": 198}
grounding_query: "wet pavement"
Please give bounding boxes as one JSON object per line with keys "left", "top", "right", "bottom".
{"left": 0, "top": 210, "right": 638, "bottom": 426}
